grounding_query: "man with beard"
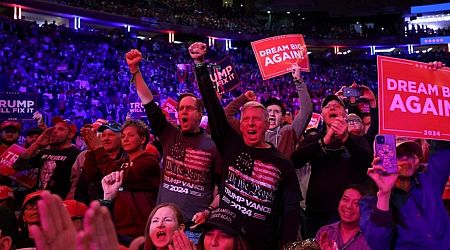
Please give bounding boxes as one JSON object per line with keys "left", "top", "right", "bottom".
{"left": 126, "top": 49, "right": 222, "bottom": 243}
{"left": 291, "top": 95, "right": 372, "bottom": 239}
{"left": 14, "top": 117, "right": 80, "bottom": 199}
{"left": 189, "top": 42, "right": 301, "bottom": 250}
{"left": 0, "top": 121, "right": 21, "bottom": 154}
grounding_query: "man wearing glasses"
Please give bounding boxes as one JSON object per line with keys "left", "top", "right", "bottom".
{"left": 126, "top": 49, "right": 222, "bottom": 243}
{"left": 14, "top": 118, "right": 80, "bottom": 199}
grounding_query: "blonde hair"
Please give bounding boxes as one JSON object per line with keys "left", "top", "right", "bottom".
{"left": 241, "top": 101, "right": 268, "bottom": 121}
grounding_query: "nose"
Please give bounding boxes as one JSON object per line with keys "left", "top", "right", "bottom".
{"left": 211, "top": 232, "right": 219, "bottom": 246}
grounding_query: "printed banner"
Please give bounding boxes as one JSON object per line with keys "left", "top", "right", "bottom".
{"left": 251, "top": 34, "right": 310, "bottom": 80}
{"left": 209, "top": 57, "right": 240, "bottom": 94}
{"left": 0, "top": 92, "right": 37, "bottom": 120}
{"left": 377, "top": 56, "right": 450, "bottom": 141}
{"left": 0, "top": 144, "right": 37, "bottom": 189}
{"left": 161, "top": 98, "right": 178, "bottom": 124}
{"left": 129, "top": 102, "right": 147, "bottom": 119}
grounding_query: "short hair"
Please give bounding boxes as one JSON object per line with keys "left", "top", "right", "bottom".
{"left": 263, "top": 98, "right": 286, "bottom": 116}
{"left": 241, "top": 101, "right": 269, "bottom": 121}
{"left": 343, "top": 184, "right": 366, "bottom": 197}
{"left": 121, "top": 119, "right": 150, "bottom": 147}
{"left": 177, "top": 93, "right": 204, "bottom": 112}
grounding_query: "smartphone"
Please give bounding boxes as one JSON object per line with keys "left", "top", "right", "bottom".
{"left": 343, "top": 87, "right": 363, "bottom": 97}
{"left": 374, "top": 134, "right": 398, "bottom": 174}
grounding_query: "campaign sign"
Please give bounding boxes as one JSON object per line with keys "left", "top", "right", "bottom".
{"left": 377, "top": 56, "right": 450, "bottom": 141}
{"left": 209, "top": 57, "right": 240, "bottom": 94}
{"left": 0, "top": 144, "right": 36, "bottom": 188}
{"left": 129, "top": 102, "right": 147, "bottom": 119}
{"left": 161, "top": 97, "right": 178, "bottom": 123}
{"left": 251, "top": 34, "right": 310, "bottom": 80}
{"left": 0, "top": 92, "right": 37, "bottom": 120}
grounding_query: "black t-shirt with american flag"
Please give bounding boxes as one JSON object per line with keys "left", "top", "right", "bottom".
{"left": 144, "top": 101, "right": 222, "bottom": 223}
{"left": 194, "top": 64, "right": 301, "bottom": 250}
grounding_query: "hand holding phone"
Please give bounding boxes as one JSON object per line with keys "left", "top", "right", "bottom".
{"left": 343, "top": 87, "right": 363, "bottom": 97}
{"left": 374, "top": 134, "right": 398, "bottom": 174}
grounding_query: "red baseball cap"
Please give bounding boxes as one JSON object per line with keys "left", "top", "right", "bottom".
{"left": 0, "top": 186, "right": 14, "bottom": 200}
{"left": 52, "top": 117, "right": 77, "bottom": 134}
{"left": 22, "top": 191, "right": 42, "bottom": 209}
{"left": 0, "top": 120, "right": 21, "bottom": 131}
{"left": 63, "top": 200, "right": 88, "bottom": 219}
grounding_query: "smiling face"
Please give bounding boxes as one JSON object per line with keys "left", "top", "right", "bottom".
{"left": 149, "top": 206, "right": 183, "bottom": 249}
{"left": 338, "top": 188, "right": 362, "bottom": 225}
{"left": 177, "top": 96, "right": 202, "bottom": 133}
{"left": 240, "top": 105, "right": 268, "bottom": 148}
{"left": 322, "top": 100, "right": 346, "bottom": 126}
{"left": 267, "top": 104, "right": 283, "bottom": 130}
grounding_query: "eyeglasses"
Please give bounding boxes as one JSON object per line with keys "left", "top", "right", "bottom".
{"left": 178, "top": 106, "right": 199, "bottom": 112}
{"left": 347, "top": 119, "right": 362, "bottom": 124}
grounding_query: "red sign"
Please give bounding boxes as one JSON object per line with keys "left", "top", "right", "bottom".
{"left": 444, "top": 177, "right": 450, "bottom": 200}
{"left": 378, "top": 56, "right": 450, "bottom": 141}
{"left": 251, "top": 34, "right": 310, "bottom": 80}
{"left": 0, "top": 144, "right": 37, "bottom": 189}
{"left": 161, "top": 98, "right": 178, "bottom": 124}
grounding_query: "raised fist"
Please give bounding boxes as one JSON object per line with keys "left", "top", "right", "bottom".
{"left": 188, "top": 42, "right": 207, "bottom": 64}
{"left": 125, "top": 49, "right": 142, "bottom": 73}
{"left": 291, "top": 63, "right": 301, "bottom": 81}
{"left": 244, "top": 91, "right": 256, "bottom": 101}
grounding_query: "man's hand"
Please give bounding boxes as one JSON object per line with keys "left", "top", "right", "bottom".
{"left": 318, "top": 231, "right": 338, "bottom": 250}
{"left": 359, "top": 85, "right": 377, "bottom": 108}
{"left": 330, "top": 117, "right": 349, "bottom": 142}
{"left": 428, "top": 61, "right": 445, "bottom": 70}
{"left": 125, "top": 49, "right": 142, "bottom": 73}
{"left": 80, "top": 127, "right": 101, "bottom": 151}
{"left": 188, "top": 42, "right": 207, "bottom": 64}
{"left": 244, "top": 91, "right": 256, "bottom": 101}
{"left": 30, "top": 191, "right": 77, "bottom": 250}
{"left": 102, "top": 171, "right": 124, "bottom": 200}
{"left": 367, "top": 157, "right": 398, "bottom": 195}
{"left": 35, "top": 127, "right": 54, "bottom": 148}
{"left": 76, "top": 201, "right": 119, "bottom": 250}
{"left": 291, "top": 63, "right": 301, "bottom": 81}
{"left": 190, "top": 210, "right": 209, "bottom": 230}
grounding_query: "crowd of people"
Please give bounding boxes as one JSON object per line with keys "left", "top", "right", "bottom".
{"left": 41, "top": 0, "right": 450, "bottom": 39}
{"left": 0, "top": 15, "right": 449, "bottom": 250}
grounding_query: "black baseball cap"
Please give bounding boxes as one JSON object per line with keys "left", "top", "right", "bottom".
{"left": 321, "top": 95, "right": 345, "bottom": 108}
{"left": 201, "top": 207, "right": 244, "bottom": 236}
{"left": 263, "top": 98, "right": 286, "bottom": 115}
{"left": 98, "top": 122, "right": 122, "bottom": 133}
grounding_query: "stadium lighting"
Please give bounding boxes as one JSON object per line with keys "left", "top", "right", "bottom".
{"left": 267, "top": 10, "right": 271, "bottom": 14}
{"left": 287, "top": 11, "right": 290, "bottom": 14}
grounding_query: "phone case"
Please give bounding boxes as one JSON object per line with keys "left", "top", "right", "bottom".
{"left": 375, "top": 134, "right": 398, "bottom": 174}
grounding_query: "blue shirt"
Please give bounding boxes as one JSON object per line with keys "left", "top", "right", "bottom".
{"left": 316, "top": 221, "right": 371, "bottom": 250}
{"left": 359, "top": 145, "right": 450, "bottom": 250}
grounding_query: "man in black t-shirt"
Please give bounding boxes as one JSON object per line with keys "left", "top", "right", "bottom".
{"left": 14, "top": 117, "right": 80, "bottom": 199}
{"left": 189, "top": 42, "right": 301, "bottom": 250}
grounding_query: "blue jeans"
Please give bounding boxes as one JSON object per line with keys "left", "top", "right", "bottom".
{"left": 184, "top": 228, "right": 202, "bottom": 245}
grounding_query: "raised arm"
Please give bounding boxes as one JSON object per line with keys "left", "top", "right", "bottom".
{"left": 224, "top": 91, "right": 255, "bottom": 134}
{"left": 189, "top": 42, "right": 240, "bottom": 152}
{"left": 126, "top": 49, "right": 173, "bottom": 136}
{"left": 290, "top": 64, "right": 313, "bottom": 139}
